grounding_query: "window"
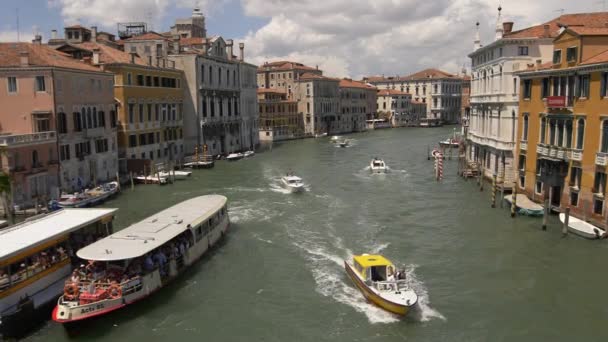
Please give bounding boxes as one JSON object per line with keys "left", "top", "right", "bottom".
{"left": 594, "top": 172, "right": 607, "bottom": 194}
{"left": 602, "top": 121, "right": 608, "bottom": 153}
{"left": 145, "top": 76, "right": 152, "bottom": 87}
{"left": 58, "top": 112, "right": 68, "bottom": 134}
{"left": 523, "top": 80, "right": 532, "bottom": 99}
{"left": 209, "top": 66, "right": 213, "bottom": 84}
{"left": 127, "top": 73, "right": 132, "bottom": 85}
{"left": 518, "top": 46, "right": 529, "bottom": 56}
{"left": 155, "top": 104, "right": 160, "bottom": 121}
{"left": 602, "top": 72, "right": 608, "bottom": 98}
{"left": 35, "top": 76, "right": 45, "bottom": 92}
{"left": 541, "top": 78, "right": 550, "bottom": 98}
{"left": 139, "top": 104, "right": 144, "bottom": 123}
{"left": 566, "top": 47, "right": 578, "bottom": 63}
{"left": 129, "top": 135, "right": 137, "bottom": 147}
{"left": 110, "top": 110, "right": 116, "bottom": 128}
{"left": 522, "top": 114, "right": 529, "bottom": 141}
{"left": 32, "top": 150, "right": 39, "bottom": 168}
{"left": 553, "top": 50, "right": 562, "bottom": 64}
{"left": 139, "top": 134, "right": 147, "bottom": 146}
{"left": 576, "top": 119, "right": 585, "bottom": 149}
{"left": 566, "top": 120, "right": 573, "bottom": 148}
{"left": 518, "top": 155, "right": 526, "bottom": 171}
{"left": 578, "top": 74, "right": 590, "bottom": 98}
{"left": 60, "top": 145, "right": 70, "bottom": 161}
{"left": 95, "top": 139, "right": 109, "bottom": 153}
{"left": 136, "top": 75, "right": 144, "bottom": 86}
{"left": 128, "top": 104, "right": 135, "bottom": 123}
{"left": 33, "top": 114, "right": 50, "bottom": 132}
{"left": 570, "top": 191, "right": 579, "bottom": 206}
{"left": 147, "top": 104, "right": 152, "bottom": 121}
{"left": 594, "top": 198, "right": 604, "bottom": 215}
{"left": 540, "top": 117, "right": 546, "bottom": 144}
{"left": 7, "top": 77, "right": 17, "bottom": 93}
{"left": 570, "top": 166, "right": 582, "bottom": 188}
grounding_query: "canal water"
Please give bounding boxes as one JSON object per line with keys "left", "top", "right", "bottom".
{"left": 24, "top": 127, "right": 608, "bottom": 341}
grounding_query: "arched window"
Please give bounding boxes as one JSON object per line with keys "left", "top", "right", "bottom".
{"left": 576, "top": 118, "right": 585, "bottom": 150}
{"left": 32, "top": 150, "right": 39, "bottom": 168}
{"left": 522, "top": 114, "right": 529, "bottom": 141}
{"left": 601, "top": 121, "right": 608, "bottom": 153}
{"left": 566, "top": 120, "right": 573, "bottom": 148}
{"left": 92, "top": 107, "right": 97, "bottom": 128}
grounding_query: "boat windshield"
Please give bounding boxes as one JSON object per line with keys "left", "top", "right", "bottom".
{"left": 373, "top": 161, "right": 384, "bottom": 167}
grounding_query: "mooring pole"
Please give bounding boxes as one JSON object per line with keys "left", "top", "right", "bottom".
{"left": 542, "top": 199, "right": 550, "bottom": 231}
{"left": 562, "top": 207, "right": 570, "bottom": 236}
{"left": 130, "top": 172, "right": 134, "bottom": 191}
{"left": 491, "top": 174, "right": 497, "bottom": 208}
{"left": 427, "top": 145, "right": 430, "bottom": 161}
{"left": 511, "top": 183, "right": 517, "bottom": 218}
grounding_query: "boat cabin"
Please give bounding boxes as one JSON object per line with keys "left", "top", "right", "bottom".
{"left": 352, "top": 254, "right": 402, "bottom": 283}
{"left": 284, "top": 176, "right": 302, "bottom": 184}
{"left": 372, "top": 159, "right": 385, "bottom": 168}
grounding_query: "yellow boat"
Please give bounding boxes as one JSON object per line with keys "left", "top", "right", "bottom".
{"left": 344, "top": 254, "right": 418, "bottom": 316}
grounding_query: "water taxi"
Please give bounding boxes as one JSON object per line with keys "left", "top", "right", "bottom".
{"left": 344, "top": 254, "right": 417, "bottom": 316}
{"left": 52, "top": 195, "right": 229, "bottom": 323}
{"left": 370, "top": 158, "right": 388, "bottom": 173}
{"left": 0, "top": 208, "right": 117, "bottom": 338}
{"left": 56, "top": 182, "right": 119, "bottom": 208}
{"left": 281, "top": 174, "right": 305, "bottom": 193}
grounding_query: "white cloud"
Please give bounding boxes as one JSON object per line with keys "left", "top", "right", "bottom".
{"left": 0, "top": 30, "right": 35, "bottom": 43}
{"left": 239, "top": 0, "right": 601, "bottom": 78}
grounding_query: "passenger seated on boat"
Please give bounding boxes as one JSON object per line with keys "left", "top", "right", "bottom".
{"left": 144, "top": 254, "right": 154, "bottom": 272}
{"left": 0, "top": 270, "right": 9, "bottom": 290}
{"left": 386, "top": 266, "right": 395, "bottom": 282}
{"left": 71, "top": 270, "right": 80, "bottom": 283}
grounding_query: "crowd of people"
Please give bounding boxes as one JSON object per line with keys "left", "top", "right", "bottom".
{"left": 0, "top": 245, "right": 70, "bottom": 291}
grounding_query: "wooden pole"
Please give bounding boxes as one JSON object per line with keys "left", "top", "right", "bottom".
{"left": 427, "top": 145, "right": 430, "bottom": 161}
{"left": 143, "top": 164, "right": 147, "bottom": 185}
{"left": 491, "top": 174, "right": 497, "bottom": 208}
{"left": 542, "top": 199, "right": 550, "bottom": 231}
{"left": 511, "top": 183, "right": 517, "bottom": 218}
{"left": 479, "top": 164, "right": 484, "bottom": 192}
{"left": 129, "top": 172, "right": 134, "bottom": 191}
{"left": 448, "top": 146, "right": 452, "bottom": 160}
{"left": 116, "top": 171, "right": 121, "bottom": 192}
{"left": 562, "top": 207, "right": 570, "bottom": 236}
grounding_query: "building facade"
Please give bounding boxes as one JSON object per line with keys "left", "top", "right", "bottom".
{"left": 467, "top": 8, "right": 556, "bottom": 185}
{"left": 294, "top": 73, "right": 340, "bottom": 136}
{"left": 376, "top": 89, "right": 424, "bottom": 127}
{"left": 338, "top": 79, "right": 376, "bottom": 133}
{"left": 515, "top": 20, "right": 608, "bottom": 227}
{"left": 258, "top": 89, "right": 303, "bottom": 142}
{"left": 0, "top": 42, "right": 117, "bottom": 194}
{"left": 257, "top": 61, "right": 322, "bottom": 97}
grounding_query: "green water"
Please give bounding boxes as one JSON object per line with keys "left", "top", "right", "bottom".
{"left": 25, "top": 128, "right": 608, "bottom": 341}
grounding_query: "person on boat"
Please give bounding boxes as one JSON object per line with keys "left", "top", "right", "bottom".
{"left": 144, "top": 254, "right": 154, "bottom": 272}
{"left": 71, "top": 270, "right": 81, "bottom": 284}
{"left": 0, "top": 270, "right": 9, "bottom": 290}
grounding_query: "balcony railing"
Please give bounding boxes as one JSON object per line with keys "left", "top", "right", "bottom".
{"left": 536, "top": 144, "right": 576, "bottom": 162}
{"left": 571, "top": 149, "right": 583, "bottom": 161}
{"left": 0, "top": 131, "right": 56, "bottom": 146}
{"left": 596, "top": 152, "right": 608, "bottom": 166}
{"left": 520, "top": 141, "right": 528, "bottom": 151}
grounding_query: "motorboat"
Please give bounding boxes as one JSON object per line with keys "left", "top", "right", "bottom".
{"left": 503, "top": 194, "right": 544, "bottom": 216}
{"left": 281, "top": 174, "right": 305, "bottom": 193}
{"left": 338, "top": 140, "right": 349, "bottom": 148}
{"left": 370, "top": 158, "right": 388, "bottom": 173}
{"left": 438, "top": 139, "right": 460, "bottom": 148}
{"left": 226, "top": 153, "right": 244, "bottom": 161}
{"left": 183, "top": 160, "right": 215, "bottom": 169}
{"left": 134, "top": 175, "right": 169, "bottom": 185}
{"left": 158, "top": 170, "right": 192, "bottom": 180}
{"left": 243, "top": 151, "right": 255, "bottom": 158}
{"left": 57, "top": 182, "right": 120, "bottom": 208}
{"left": 330, "top": 136, "right": 340, "bottom": 142}
{"left": 344, "top": 254, "right": 418, "bottom": 316}
{"left": 559, "top": 213, "right": 606, "bottom": 239}
{"left": 314, "top": 132, "right": 328, "bottom": 138}
{"left": 52, "top": 195, "right": 229, "bottom": 323}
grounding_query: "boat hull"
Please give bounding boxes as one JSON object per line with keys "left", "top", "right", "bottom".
{"left": 559, "top": 213, "right": 606, "bottom": 239}
{"left": 184, "top": 161, "right": 215, "bottom": 169}
{"left": 344, "top": 262, "right": 413, "bottom": 316}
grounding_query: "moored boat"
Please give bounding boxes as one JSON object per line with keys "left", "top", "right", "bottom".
{"left": 281, "top": 174, "right": 305, "bottom": 193}
{"left": 134, "top": 175, "right": 169, "bottom": 185}
{"left": 344, "top": 254, "right": 418, "bottom": 316}
{"left": 226, "top": 153, "right": 244, "bottom": 161}
{"left": 0, "top": 208, "right": 117, "bottom": 339}
{"left": 184, "top": 160, "right": 215, "bottom": 169}
{"left": 243, "top": 151, "right": 255, "bottom": 158}
{"left": 158, "top": 170, "right": 192, "bottom": 180}
{"left": 559, "top": 213, "right": 606, "bottom": 239}
{"left": 370, "top": 158, "right": 388, "bottom": 173}
{"left": 438, "top": 139, "right": 460, "bottom": 148}
{"left": 503, "top": 194, "right": 544, "bottom": 216}
{"left": 57, "top": 182, "right": 119, "bottom": 208}
{"left": 52, "top": 195, "right": 230, "bottom": 323}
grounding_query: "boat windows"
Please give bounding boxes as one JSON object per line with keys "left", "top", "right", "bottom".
{"left": 370, "top": 266, "right": 388, "bottom": 282}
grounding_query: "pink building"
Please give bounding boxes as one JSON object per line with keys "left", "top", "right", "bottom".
{"left": 0, "top": 41, "right": 118, "bottom": 195}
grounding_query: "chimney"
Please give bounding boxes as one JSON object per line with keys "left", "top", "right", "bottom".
{"left": 92, "top": 48, "right": 101, "bottom": 65}
{"left": 239, "top": 42, "right": 244, "bottom": 61}
{"left": 129, "top": 52, "right": 136, "bottom": 64}
{"left": 32, "top": 34, "right": 42, "bottom": 45}
{"left": 544, "top": 24, "right": 552, "bottom": 38}
{"left": 19, "top": 51, "right": 29, "bottom": 66}
{"left": 51, "top": 29, "right": 58, "bottom": 40}
{"left": 503, "top": 22, "right": 513, "bottom": 35}
{"left": 226, "top": 39, "right": 234, "bottom": 61}
{"left": 91, "top": 26, "right": 97, "bottom": 42}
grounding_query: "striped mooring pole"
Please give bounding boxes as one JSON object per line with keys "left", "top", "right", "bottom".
{"left": 511, "top": 182, "right": 518, "bottom": 218}
{"left": 491, "top": 174, "right": 497, "bottom": 208}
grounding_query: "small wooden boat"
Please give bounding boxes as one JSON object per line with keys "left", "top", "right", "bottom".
{"left": 559, "top": 213, "right": 606, "bottom": 239}
{"left": 57, "top": 182, "right": 119, "bottom": 208}
{"left": 226, "top": 153, "right": 244, "bottom": 161}
{"left": 281, "top": 174, "right": 305, "bottom": 193}
{"left": 344, "top": 254, "right": 418, "bottom": 316}
{"left": 370, "top": 158, "right": 388, "bottom": 173}
{"left": 503, "top": 194, "right": 544, "bottom": 216}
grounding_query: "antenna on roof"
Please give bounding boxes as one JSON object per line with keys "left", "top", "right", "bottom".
{"left": 16, "top": 8, "right": 20, "bottom": 42}
{"left": 554, "top": 8, "right": 565, "bottom": 16}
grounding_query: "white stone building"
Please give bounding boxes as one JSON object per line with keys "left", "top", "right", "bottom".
{"left": 376, "top": 89, "right": 425, "bottom": 127}
{"left": 467, "top": 7, "right": 554, "bottom": 184}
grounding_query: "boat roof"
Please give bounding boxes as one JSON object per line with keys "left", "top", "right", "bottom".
{"left": 353, "top": 254, "right": 393, "bottom": 268}
{"left": 284, "top": 176, "right": 302, "bottom": 181}
{"left": 0, "top": 208, "right": 117, "bottom": 261}
{"left": 77, "top": 195, "right": 227, "bottom": 261}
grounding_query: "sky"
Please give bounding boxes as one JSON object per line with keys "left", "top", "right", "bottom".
{"left": 0, "top": 0, "right": 604, "bottom": 79}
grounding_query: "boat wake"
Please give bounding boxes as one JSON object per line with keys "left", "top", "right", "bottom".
{"left": 268, "top": 178, "right": 311, "bottom": 194}
{"left": 403, "top": 264, "right": 446, "bottom": 322}
{"left": 229, "top": 202, "right": 282, "bottom": 224}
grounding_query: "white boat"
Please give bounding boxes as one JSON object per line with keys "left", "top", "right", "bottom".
{"left": 52, "top": 195, "right": 229, "bottom": 324}
{"left": 281, "top": 175, "right": 305, "bottom": 193}
{"left": 370, "top": 158, "right": 388, "bottom": 173}
{"left": 158, "top": 170, "right": 192, "bottom": 180}
{"left": 503, "top": 194, "right": 544, "bottom": 216}
{"left": 184, "top": 160, "right": 214, "bottom": 169}
{"left": 338, "top": 140, "right": 349, "bottom": 148}
{"left": 57, "top": 182, "right": 119, "bottom": 208}
{"left": 314, "top": 132, "right": 328, "bottom": 138}
{"left": 226, "top": 153, "right": 244, "bottom": 161}
{"left": 559, "top": 213, "right": 606, "bottom": 239}
{"left": 243, "top": 151, "right": 255, "bottom": 158}
{"left": 134, "top": 175, "right": 169, "bottom": 185}
{"left": 330, "top": 136, "right": 340, "bottom": 142}
{"left": 0, "top": 208, "right": 117, "bottom": 338}
{"left": 438, "top": 139, "right": 460, "bottom": 148}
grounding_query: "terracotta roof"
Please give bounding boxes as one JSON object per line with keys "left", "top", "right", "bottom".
{"left": 580, "top": 49, "right": 608, "bottom": 65}
{"left": 403, "top": 68, "right": 455, "bottom": 80}
{"left": 569, "top": 27, "right": 608, "bottom": 36}
{"left": 259, "top": 61, "right": 318, "bottom": 72}
{"left": 363, "top": 76, "right": 390, "bottom": 82}
{"left": 378, "top": 89, "right": 411, "bottom": 96}
{"left": 257, "top": 88, "right": 286, "bottom": 94}
{"left": 297, "top": 72, "right": 339, "bottom": 81}
{"left": 504, "top": 12, "right": 608, "bottom": 39}
{"left": 339, "top": 79, "right": 376, "bottom": 90}
{"left": 180, "top": 37, "right": 207, "bottom": 45}
{"left": 125, "top": 32, "right": 169, "bottom": 41}
{"left": 73, "top": 42, "right": 149, "bottom": 66}
{"left": 65, "top": 25, "right": 90, "bottom": 30}
{"left": 0, "top": 42, "right": 101, "bottom": 72}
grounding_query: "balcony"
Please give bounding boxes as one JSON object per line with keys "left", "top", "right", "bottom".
{"left": 536, "top": 144, "right": 571, "bottom": 162}
{"left": 0, "top": 131, "right": 56, "bottom": 147}
{"left": 596, "top": 152, "right": 608, "bottom": 166}
{"left": 571, "top": 149, "right": 583, "bottom": 161}
{"left": 84, "top": 127, "right": 106, "bottom": 139}
{"left": 520, "top": 141, "right": 528, "bottom": 151}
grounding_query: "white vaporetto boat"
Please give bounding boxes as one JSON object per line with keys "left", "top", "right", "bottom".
{"left": 370, "top": 158, "right": 388, "bottom": 173}
{"left": 52, "top": 195, "right": 230, "bottom": 323}
{"left": 281, "top": 174, "right": 305, "bottom": 193}
{"left": 559, "top": 213, "right": 606, "bottom": 239}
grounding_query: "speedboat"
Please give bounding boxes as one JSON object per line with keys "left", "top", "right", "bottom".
{"left": 281, "top": 174, "right": 305, "bottom": 193}
{"left": 158, "top": 170, "right": 192, "bottom": 180}
{"left": 439, "top": 139, "right": 459, "bottom": 148}
{"left": 226, "top": 153, "right": 244, "bottom": 161}
{"left": 344, "top": 254, "right": 418, "bottom": 316}
{"left": 339, "top": 140, "right": 349, "bottom": 148}
{"left": 184, "top": 160, "right": 214, "bottom": 169}
{"left": 330, "top": 136, "right": 340, "bottom": 142}
{"left": 559, "top": 213, "right": 606, "bottom": 239}
{"left": 57, "top": 181, "right": 119, "bottom": 208}
{"left": 243, "top": 151, "right": 255, "bottom": 158}
{"left": 370, "top": 158, "right": 388, "bottom": 173}
{"left": 134, "top": 175, "right": 169, "bottom": 185}
{"left": 503, "top": 194, "right": 544, "bottom": 216}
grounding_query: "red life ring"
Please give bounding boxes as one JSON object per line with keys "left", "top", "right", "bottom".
{"left": 108, "top": 284, "right": 122, "bottom": 299}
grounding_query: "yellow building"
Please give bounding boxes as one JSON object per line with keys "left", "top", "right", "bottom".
{"left": 258, "top": 89, "right": 303, "bottom": 142}
{"left": 516, "top": 24, "right": 608, "bottom": 226}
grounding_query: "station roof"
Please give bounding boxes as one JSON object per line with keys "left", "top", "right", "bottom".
{"left": 353, "top": 254, "right": 393, "bottom": 268}
{"left": 0, "top": 208, "right": 117, "bottom": 262}
{"left": 77, "top": 195, "right": 227, "bottom": 261}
